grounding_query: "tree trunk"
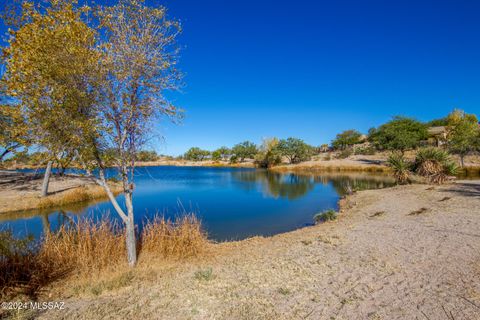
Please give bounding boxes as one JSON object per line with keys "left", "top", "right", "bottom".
{"left": 41, "top": 213, "right": 51, "bottom": 235}
{"left": 125, "top": 193, "right": 137, "bottom": 266}
{"left": 41, "top": 161, "right": 53, "bottom": 197}
{"left": 460, "top": 154, "right": 465, "bottom": 168}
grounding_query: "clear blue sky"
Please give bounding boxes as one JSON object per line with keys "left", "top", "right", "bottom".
{"left": 2, "top": 0, "right": 480, "bottom": 155}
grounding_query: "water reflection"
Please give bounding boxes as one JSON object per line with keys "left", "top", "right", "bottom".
{"left": 233, "top": 170, "right": 315, "bottom": 200}
{"left": 233, "top": 170, "right": 395, "bottom": 198}
{"left": 1, "top": 167, "right": 396, "bottom": 241}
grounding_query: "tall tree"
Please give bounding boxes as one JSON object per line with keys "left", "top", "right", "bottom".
{"left": 369, "top": 116, "right": 428, "bottom": 153}
{"left": 277, "top": 137, "right": 312, "bottom": 164}
{"left": 232, "top": 141, "right": 257, "bottom": 162}
{"left": 2, "top": 0, "right": 183, "bottom": 266}
{"left": 446, "top": 109, "right": 479, "bottom": 167}
{"left": 184, "top": 147, "right": 210, "bottom": 161}
{"left": 332, "top": 130, "right": 362, "bottom": 150}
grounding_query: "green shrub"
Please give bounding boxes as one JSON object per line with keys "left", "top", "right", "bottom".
{"left": 194, "top": 267, "right": 215, "bottom": 281}
{"left": 313, "top": 210, "right": 337, "bottom": 224}
{"left": 413, "top": 148, "right": 457, "bottom": 184}
{"left": 337, "top": 149, "right": 353, "bottom": 159}
{"left": 387, "top": 152, "right": 411, "bottom": 184}
{"left": 354, "top": 146, "right": 376, "bottom": 155}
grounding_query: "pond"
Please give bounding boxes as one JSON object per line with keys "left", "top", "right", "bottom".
{"left": 1, "top": 166, "right": 396, "bottom": 241}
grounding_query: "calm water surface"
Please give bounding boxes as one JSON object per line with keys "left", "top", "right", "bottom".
{"left": 1, "top": 166, "right": 395, "bottom": 241}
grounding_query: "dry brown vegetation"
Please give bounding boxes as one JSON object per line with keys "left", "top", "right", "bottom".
{"left": 36, "top": 185, "right": 122, "bottom": 210}
{"left": 0, "top": 178, "right": 122, "bottom": 214}
{"left": 0, "top": 215, "right": 207, "bottom": 302}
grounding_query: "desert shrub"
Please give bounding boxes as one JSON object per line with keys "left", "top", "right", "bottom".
{"left": 413, "top": 148, "right": 458, "bottom": 184}
{"left": 337, "top": 149, "right": 353, "bottom": 159}
{"left": 313, "top": 210, "right": 337, "bottom": 224}
{"left": 354, "top": 146, "right": 376, "bottom": 155}
{"left": 387, "top": 152, "right": 411, "bottom": 184}
{"left": 194, "top": 267, "right": 215, "bottom": 281}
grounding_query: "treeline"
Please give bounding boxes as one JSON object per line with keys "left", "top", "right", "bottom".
{"left": 2, "top": 149, "right": 172, "bottom": 170}
{"left": 182, "top": 138, "right": 314, "bottom": 168}
{"left": 2, "top": 109, "right": 479, "bottom": 170}
{"left": 180, "top": 109, "right": 480, "bottom": 168}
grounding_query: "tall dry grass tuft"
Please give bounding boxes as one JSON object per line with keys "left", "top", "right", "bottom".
{"left": 141, "top": 214, "right": 207, "bottom": 259}
{"left": 1, "top": 214, "right": 207, "bottom": 300}
{"left": 39, "top": 218, "right": 127, "bottom": 274}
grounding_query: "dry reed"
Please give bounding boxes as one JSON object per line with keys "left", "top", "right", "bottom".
{"left": 141, "top": 214, "right": 207, "bottom": 258}
{"left": 1, "top": 214, "right": 207, "bottom": 300}
{"left": 37, "top": 185, "right": 122, "bottom": 209}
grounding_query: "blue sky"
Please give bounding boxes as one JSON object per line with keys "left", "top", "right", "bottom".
{"left": 2, "top": 0, "right": 480, "bottom": 155}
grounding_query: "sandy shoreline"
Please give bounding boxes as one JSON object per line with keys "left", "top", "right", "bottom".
{"left": 32, "top": 180, "right": 480, "bottom": 320}
{"left": 0, "top": 172, "right": 121, "bottom": 214}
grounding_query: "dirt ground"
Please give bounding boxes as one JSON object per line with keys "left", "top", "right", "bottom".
{"left": 34, "top": 181, "right": 480, "bottom": 320}
{"left": 0, "top": 171, "right": 106, "bottom": 213}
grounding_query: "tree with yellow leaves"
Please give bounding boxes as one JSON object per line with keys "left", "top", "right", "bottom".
{"left": 2, "top": 0, "right": 183, "bottom": 266}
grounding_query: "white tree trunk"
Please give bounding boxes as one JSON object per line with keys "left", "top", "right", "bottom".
{"left": 94, "top": 168, "right": 137, "bottom": 266}
{"left": 41, "top": 161, "right": 53, "bottom": 197}
{"left": 125, "top": 193, "right": 137, "bottom": 266}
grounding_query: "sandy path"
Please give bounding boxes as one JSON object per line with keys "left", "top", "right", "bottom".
{"left": 39, "top": 181, "right": 480, "bottom": 319}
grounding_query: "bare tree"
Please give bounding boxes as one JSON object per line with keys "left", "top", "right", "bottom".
{"left": 85, "top": 0, "right": 183, "bottom": 265}
{"left": 3, "top": 0, "right": 183, "bottom": 266}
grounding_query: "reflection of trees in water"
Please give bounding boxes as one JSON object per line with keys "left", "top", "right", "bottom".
{"left": 0, "top": 200, "right": 97, "bottom": 238}
{"left": 233, "top": 170, "right": 315, "bottom": 200}
{"left": 40, "top": 210, "right": 74, "bottom": 235}
{"left": 233, "top": 170, "right": 395, "bottom": 199}
{"left": 316, "top": 175, "right": 395, "bottom": 196}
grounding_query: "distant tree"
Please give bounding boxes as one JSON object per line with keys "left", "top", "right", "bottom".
{"left": 211, "top": 146, "right": 231, "bottom": 161}
{"left": 369, "top": 117, "right": 428, "bottom": 153}
{"left": 427, "top": 117, "right": 449, "bottom": 127}
{"left": 136, "top": 150, "right": 159, "bottom": 162}
{"left": 319, "top": 144, "right": 330, "bottom": 153}
{"left": 332, "top": 130, "right": 362, "bottom": 150}
{"left": 211, "top": 150, "right": 222, "bottom": 161}
{"left": 446, "top": 110, "right": 479, "bottom": 167}
{"left": 255, "top": 138, "right": 282, "bottom": 168}
{"left": 232, "top": 141, "right": 258, "bottom": 162}
{"left": 184, "top": 147, "right": 210, "bottom": 161}
{"left": 277, "top": 137, "right": 312, "bottom": 164}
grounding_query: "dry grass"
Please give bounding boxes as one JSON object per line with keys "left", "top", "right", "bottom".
{"left": 39, "top": 218, "right": 127, "bottom": 273}
{"left": 0, "top": 214, "right": 208, "bottom": 300}
{"left": 141, "top": 214, "right": 208, "bottom": 259}
{"left": 37, "top": 184, "right": 122, "bottom": 209}
{"left": 272, "top": 164, "right": 391, "bottom": 173}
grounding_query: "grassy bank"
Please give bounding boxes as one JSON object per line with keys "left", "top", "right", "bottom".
{"left": 0, "top": 182, "right": 123, "bottom": 214}
{"left": 0, "top": 215, "right": 207, "bottom": 304}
